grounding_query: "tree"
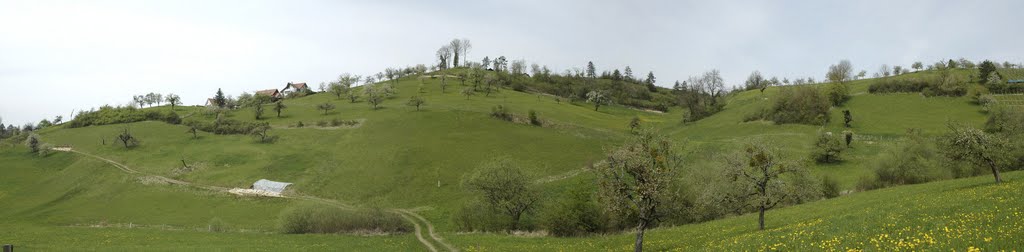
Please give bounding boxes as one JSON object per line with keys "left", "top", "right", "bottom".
{"left": 317, "top": 103, "right": 335, "bottom": 115}
{"left": 645, "top": 71, "right": 657, "bottom": 92}
{"left": 440, "top": 74, "right": 448, "bottom": 93}
{"left": 912, "top": 61, "right": 924, "bottom": 72}
{"left": 745, "top": 71, "right": 766, "bottom": 92}
{"left": 466, "top": 158, "right": 540, "bottom": 231}
{"left": 879, "top": 64, "right": 892, "bottom": 77}
{"left": 250, "top": 123, "right": 276, "bottom": 143}
{"left": 365, "top": 85, "right": 385, "bottom": 109}
{"left": 979, "top": 60, "right": 998, "bottom": 83}
{"left": 844, "top": 130, "right": 853, "bottom": 148}
{"left": 812, "top": 131, "right": 845, "bottom": 163}
{"left": 481, "top": 56, "right": 491, "bottom": 70}
{"left": 725, "top": 142, "right": 805, "bottom": 230}
{"left": 893, "top": 65, "right": 904, "bottom": 75}
{"left": 406, "top": 96, "right": 425, "bottom": 111}
{"left": 947, "top": 59, "right": 959, "bottom": 69}
{"left": 253, "top": 103, "right": 264, "bottom": 120}
{"left": 214, "top": 89, "right": 226, "bottom": 108}
{"left": 133, "top": 95, "right": 146, "bottom": 108}
{"left": 843, "top": 110, "right": 853, "bottom": 128}
{"left": 25, "top": 133, "right": 41, "bottom": 153}
{"left": 449, "top": 39, "right": 463, "bottom": 68}
{"left": 53, "top": 115, "right": 63, "bottom": 125}
{"left": 594, "top": 130, "right": 682, "bottom": 252}
{"left": 436, "top": 45, "right": 452, "bottom": 69}
{"left": 187, "top": 125, "right": 198, "bottom": 139}
{"left": 586, "top": 61, "right": 596, "bottom": 78}
{"left": 942, "top": 123, "right": 1007, "bottom": 183}
{"left": 273, "top": 101, "right": 286, "bottom": 117}
{"left": 461, "top": 87, "right": 475, "bottom": 99}
{"left": 826, "top": 60, "right": 854, "bottom": 84}
{"left": 586, "top": 90, "right": 609, "bottom": 111}
{"left": 166, "top": 94, "right": 181, "bottom": 110}
{"left": 856, "top": 70, "right": 867, "bottom": 80}
{"left": 116, "top": 127, "right": 139, "bottom": 148}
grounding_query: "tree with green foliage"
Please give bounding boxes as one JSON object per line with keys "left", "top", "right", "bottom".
{"left": 826, "top": 82, "right": 850, "bottom": 106}
{"left": 365, "top": 85, "right": 384, "bottom": 110}
{"left": 586, "top": 61, "right": 596, "bottom": 78}
{"left": 25, "top": 133, "right": 41, "bottom": 154}
{"left": 812, "top": 131, "right": 845, "bottom": 163}
{"left": 528, "top": 109, "right": 540, "bottom": 126}
{"left": 586, "top": 90, "right": 609, "bottom": 111}
{"left": 253, "top": 103, "right": 264, "bottom": 120}
{"left": 594, "top": 130, "right": 682, "bottom": 252}
{"left": 316, "top": 103, "right": 335, "bottom": 115}
{"left": 273, "top": 101, "right": 286, "bottom": 117}
{"left": 645, "top": 71, "right": 657, "bottom": 92}
{"left": 466, "top": 158, "right": 540, "bottom": 231}
{"left": 942, "top": 123, "right": 1007, "bottom": 183}
{"left": 133, "top": 95, "right": 146, "bottom": 108}
{"left": 214, "top": 88, "right": 226, "bottom": 108}
{"left": 116, "top": 127, "right": 139, "bottom": 148}
{"left": 745, "top": 71, "right": 767, "bottom": 92}
{"left": 844, "top": 130, "right": 854, "bottom": 148}
{"left": 725, "top": 141, "right": 807, "bottom": 230}
{"left": 912, "top": 61, "right": 924, "bottom": 72}
{"left": 249, "top": 123, "right": 276, "bottom": 143}
{"left": 406, "top": 96, "right": 425, "bottom": 111}
{"left": 827, "top": 60, "right": 854, "bottom": 84}
{"left": 978, "top": 60, "right": 998, "bottom": 83}
{"left": 166, "top": 94, "right": 181, "bottom": 110}
{"left": 843, "top": 110, "right": 853, "bottom": 128}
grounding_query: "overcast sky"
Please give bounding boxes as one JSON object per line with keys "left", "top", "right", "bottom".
{"left": 2, "top": 0, "right": 1022, "bottom": 126}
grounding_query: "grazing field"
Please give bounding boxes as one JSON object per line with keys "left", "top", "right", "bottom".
{"left": 1, "top": 68, "right": 1012, "bottom": 251}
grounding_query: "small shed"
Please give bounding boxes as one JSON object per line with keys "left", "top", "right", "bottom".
{"left": 251, "top": 179, "right": 292, "bottom": 194}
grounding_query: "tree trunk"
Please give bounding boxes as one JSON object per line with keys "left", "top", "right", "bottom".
{"left": 634, "top": 221, "right": 647, "bottom": 252}
{"left": 987, "top": 158, "right": 1002, "bottom": 183}
{"left": 758, "top": 206, "right": 766, "bottom": 230}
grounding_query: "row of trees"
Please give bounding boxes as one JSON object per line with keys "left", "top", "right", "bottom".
{"left": 132, "top": 93, "right": 181, "bottom": 110}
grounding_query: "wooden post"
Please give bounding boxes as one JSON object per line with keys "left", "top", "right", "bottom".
{"left": 3, "top": 244, "right": 13, "bottom": 252}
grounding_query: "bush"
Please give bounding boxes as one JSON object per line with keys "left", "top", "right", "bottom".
{"left": 183, "top": 118, "right": 266, "bottom": 135}
{"left": 985, "top": 105, "right": 1024, "bottom": 134}
{"left": 821, "top": 176, "right": 841, "bottom": 199}
{"left": 68, "top": 106, "right": 181, "bottom": 128}
{"left": 811, "top": 131, "right": 845, "bottom": 163}
{"left": 855, "top": 174, "right": 884, "bottom": 191}
{"left": 825, "top": 83, "right": 849, "bottom": 106}
{"left": 279, "top": 204, "right": 411, "bottom": 234}
{"left": 868, "top": 78, "right": 929, "bottom": 93}
{"left": 979, "top": 95, "right": 998, "bottom": 112}
{"left": 872, "top": 133, "right": 945, "bottom": 186}
{"left": 37, "top": 143, "right": 54, "bottom": 157}
{"left": 452, "top": 200, "right": 511, "bottom": 232}
{"left": 748, "top": 86, "right": 830, "bottom": 125}
{"left": 540, "top": 188, "right": 607, "bottom": 237}
{"left": 490, "top": 105, "right": 513, "bottom": 121}
{"left": 528, "top": 110, "right": 541, "bottom": 126}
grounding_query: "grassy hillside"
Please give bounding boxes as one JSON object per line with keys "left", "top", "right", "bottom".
{"left": 1, "top": 68, "right": 1007, "bottom": 250}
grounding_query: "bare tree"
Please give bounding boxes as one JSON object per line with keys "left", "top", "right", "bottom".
{"left": 460, "top": 38, "right": 472, "bottom": 66}
{"left": 116, "top": 127, "right": 139, "bottom": 148}
{"left": 449, "top": 39, "right": 463, "bottom": 68}
{"left": 594, "top": 130, "right": 683, "bottom": 252}
{"left": 879, "top": 64, "right": 892, "bottom": 77}
{"left": 826, "top": 60, "right": 854, "bottom": 84}
{"left": 437, "top": 45, "right": 453, "bottom": 69}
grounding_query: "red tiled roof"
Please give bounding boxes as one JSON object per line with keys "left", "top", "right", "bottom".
{"left": 255, "top": 89, "right": 279, "bottom": 96}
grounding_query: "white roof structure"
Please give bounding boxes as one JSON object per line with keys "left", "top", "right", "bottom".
{"left": 252, "top": 179, "right": 292, "bottom": 194}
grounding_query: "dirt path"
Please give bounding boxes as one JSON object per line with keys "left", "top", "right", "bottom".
{"left": 56, "top": 148, "right": 455, "bottom": 251}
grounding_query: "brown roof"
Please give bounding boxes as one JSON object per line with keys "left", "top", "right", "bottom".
{"left": 255, "top": 89, "right": 279, "bottom": 96}
{"left": 288, "top": 82, "right": 308, "bottom": 89}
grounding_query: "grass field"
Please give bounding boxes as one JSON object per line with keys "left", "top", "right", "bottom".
{"left": 1, "top": 68, "right": 1009, "bottom": 250}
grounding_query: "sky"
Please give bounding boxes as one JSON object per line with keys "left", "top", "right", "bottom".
{"left": 2, "top": 0, "right": 1023, "bottom": 126}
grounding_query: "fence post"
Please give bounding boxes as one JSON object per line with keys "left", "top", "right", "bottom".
{"left": 2, "top": 244, "right": 13, "bottom": 252}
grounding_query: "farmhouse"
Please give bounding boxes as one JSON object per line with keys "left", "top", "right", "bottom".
{"left": 255, "top": 89, "right": 282, "bottom": 100}
{"left": 281, "top": 82, "right": 310, "bottom": 94}
{"left": 204, "top": 98, "right": 220, "bottom": 107}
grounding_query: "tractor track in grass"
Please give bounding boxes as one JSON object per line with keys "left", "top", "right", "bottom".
{"left": 57, "top": 148, "right": 456, "bottom": 252}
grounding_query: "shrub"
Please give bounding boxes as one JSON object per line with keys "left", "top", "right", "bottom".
{"left": 868, "top": 78, "right": 929, "bottom": 93}
{"left": 452, "top": 200, "right": 511, "bottom": 232}
{"left": 37, "top": 143, "right": 54, "bottom": 157}
{"left": 855, "top": 174, "right": 884, "bottom": 191}
{"left": 279, "top": 204, "right": 411, "bottom": 234}
{"left": 490, "top": 105, "right": 513, "bottom": 121}
{"left": 748, "top": 86, "right": 830, "bottom": 125}
{"left": 528, "top": 110, "right": 541, "bottom": 126}
{"left": 872, "top": 132, "right": 945, "bottom": 186}
{"left": 825, "top": 83, "right": 849, "bottom": 106}
{"left": 183, "top": 118, "right": 266, "bottom": 135}
{"left": 296, "top": 121, "right": 304, "bottom": 128}
{"left": 811, "top": 131, "right": 845, "bottom": 163}
{"left": 821, "top": 176, "right": 841, "bottom": 199}
{"left": 67, "top": 106, "right": 181, "bottom": 128}
{"left": 540, "top": 188, "right": 607, "bottom": 237}
{"left": 985, "top": 105, "right": 1024, "bottom": 134}
{"left": 979, "top": 95, "right": 998, "bottom": 112}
